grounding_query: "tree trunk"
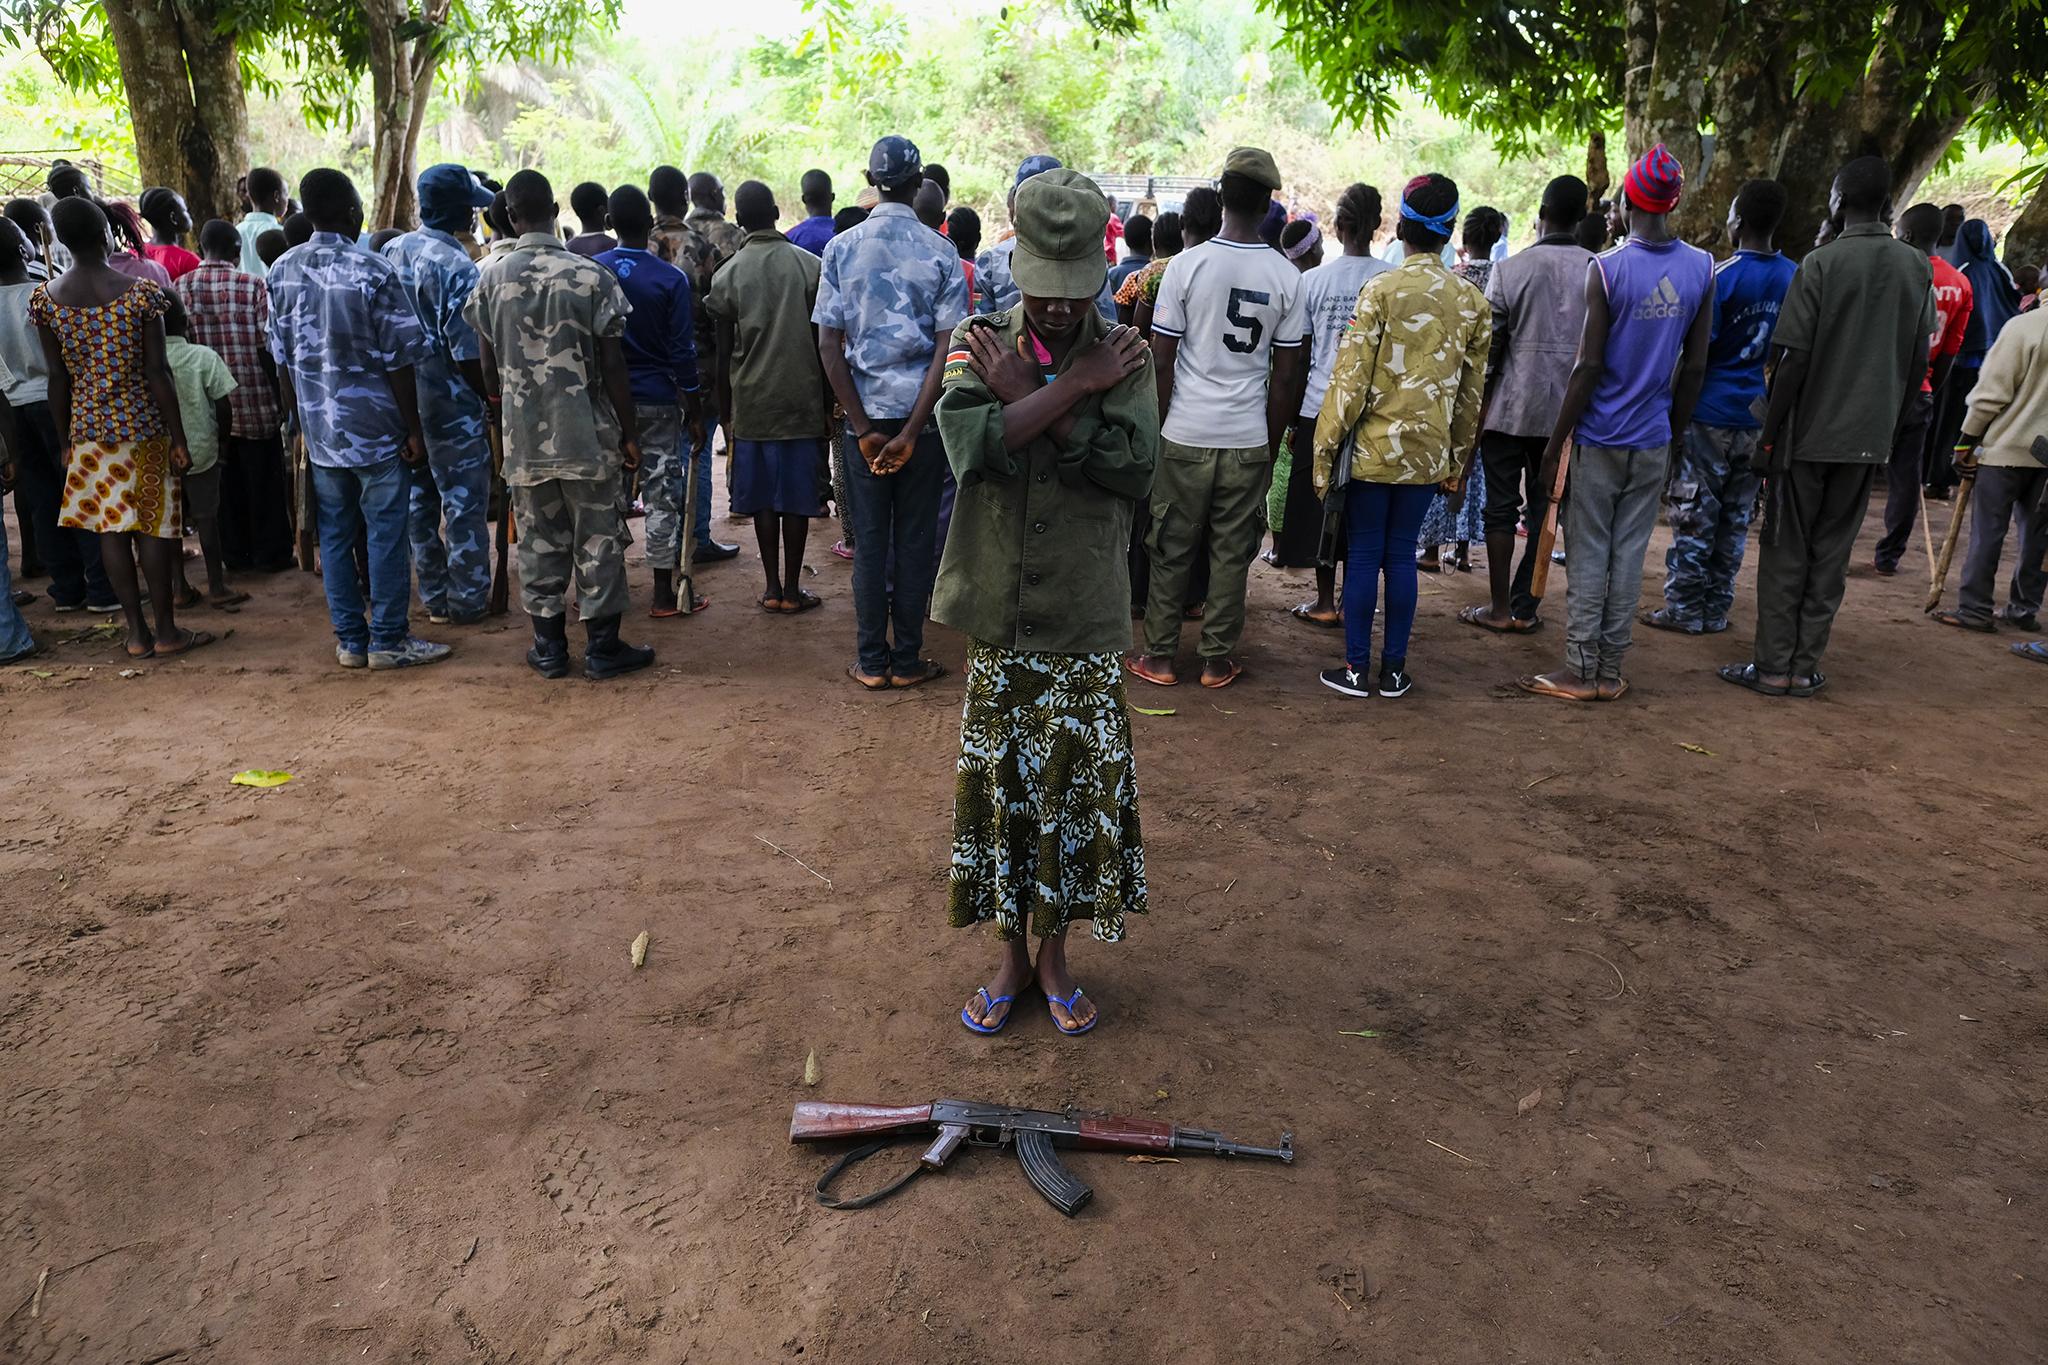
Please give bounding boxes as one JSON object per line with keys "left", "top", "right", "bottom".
{"left": 362, "top": 0, "right": 450, "bottom": 231}
{"left": 99, "top": 0, "right": 248, "bottom": 232}
{"left": 2007, "top": 176, "right": 2048, "bottom": 270}
{"left": 1585, "top": 131, "right": 1610, "bottom": 204}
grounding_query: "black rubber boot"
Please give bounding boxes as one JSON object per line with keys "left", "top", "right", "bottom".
{"left": 583, "top": 614, "right": 655, "bottom": 680}
{"left": 527, "top": 613, "right": 570, "bottom": 678}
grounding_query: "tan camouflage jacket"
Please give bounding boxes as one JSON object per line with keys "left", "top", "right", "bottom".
{"left": 1312, "top": 253, "right": 1492, "bottom": 490}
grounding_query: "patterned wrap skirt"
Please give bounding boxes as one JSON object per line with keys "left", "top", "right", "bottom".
{"left": 948, "top": 642, "right": 1148, "bottom": 942}
{"left": 59, "top": 437, "right": 181, "bottom": 538}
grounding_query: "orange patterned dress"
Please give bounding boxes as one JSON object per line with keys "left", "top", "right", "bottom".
{"left": 28, "top": 279, "right": 180, "bottom": 538}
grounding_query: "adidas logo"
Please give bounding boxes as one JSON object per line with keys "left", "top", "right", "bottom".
{"left": 1633, "top": 275, "right": 1687, "bottom": 320}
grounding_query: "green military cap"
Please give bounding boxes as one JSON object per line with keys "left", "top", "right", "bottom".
{"left": 1011, "top": 167, "right": 1110, "bottom": 301}
{"left": 1221, "top": 146, "right": 1282, "bottom": 191}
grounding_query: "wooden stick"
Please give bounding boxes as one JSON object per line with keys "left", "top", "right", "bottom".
{"left": 1916, "top": 481, "right": 1940, "bottom": 590}
{"left": 487, "top": 422, "right": 510, "bottom": 616}
{"left": 755, "top": 835, "right": 832, "bottom": 890}
{"left": 1526, "top": 442, "right": 1573, "bottom": 602}
{"left": 1926, "top": 471, "right": 1976, "bottom": 613}
{"left": 291, "top": 434, "right": 319, "bottom": 574}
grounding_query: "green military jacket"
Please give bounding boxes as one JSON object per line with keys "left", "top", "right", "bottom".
{"left": 932, "top": 307, "right": 1158, "bottom": 654}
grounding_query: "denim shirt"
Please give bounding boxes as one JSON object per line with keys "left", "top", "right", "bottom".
{"left": 812, "top": 203, "right": 969, "bottom": 420}
{"left": 382, "top": 227, "right": 489, "bottom": 459}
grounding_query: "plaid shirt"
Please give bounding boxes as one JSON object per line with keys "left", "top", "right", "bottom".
{"left": 178, "top": 260, "right": 278, "bottom": 439}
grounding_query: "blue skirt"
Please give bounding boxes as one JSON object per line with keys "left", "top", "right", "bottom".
{"left": 731, "top": 437, "right": 826, "bottom": 517}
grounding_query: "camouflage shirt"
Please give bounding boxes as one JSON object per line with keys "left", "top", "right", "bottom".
{"left": 381, "top": 227, "right": 489, "bottom": 460}
{"left": 1311, "top": 252, "right": 1492, "bottom": 490}
{"left": 465, "top": 232, "right": 631, "bottom": 486}
{"left": 265, "top": 231, "right": 434, "bottom": 469}
{"left": 650, "top": 213, "right": 720, "bottom": 305}
{"left": 812, "top": 202, "right": 970, "bottom": 421}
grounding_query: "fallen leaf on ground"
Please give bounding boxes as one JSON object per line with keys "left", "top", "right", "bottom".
{"left": 1126, "top": 1155, "right": 1181, "bottom": 1164}
{"left": 629, "top": 931, "right": 650, "bottom": 968}
{"left": 1679, "top": 743, "right": 1714, "bottom": 756}
{"left": 1337, "top": 1028, "right": 1382, "bottom": 1039}
{"left": 1155, "top": 1088, "right": 1169, "bottom": 1099}
{"left": 802, "top": 1049, "right": 821, "bottom": 1087}
{"left": 1133, "top": 706, "right": 1177, "bottom": 716}
{"left": 1517, "top": 1087, "right": 1543, "bottom": 1115}
{"left": 230, "top": 769, "right": 294, "bottom": 788}
{"left": 118, "top": 668, "right": 141, "bottom": 679}
{"left": 29, "top": 669, "right": 53, "bottom": 678}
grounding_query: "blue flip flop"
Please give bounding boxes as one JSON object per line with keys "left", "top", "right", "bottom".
{"left": 960, "top": 986, "right": 1015, "bottom": 1035}
{"left": 1047, "top": 987, "right": 1098, "bottom": 1036}
{"left": 2014, "top": 642, "right": 2048, "bottom": 665}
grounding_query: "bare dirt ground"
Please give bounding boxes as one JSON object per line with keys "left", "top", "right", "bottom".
{"left": 2, "top": 486, "right": 2044, "bottom": 1365}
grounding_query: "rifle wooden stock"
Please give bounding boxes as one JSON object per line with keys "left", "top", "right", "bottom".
{"left": 1073, "top": 1114, "right": 1175, "bottom": 1152}
{"left": 789, "top": 1101, "right": 935, "bottom": 1144}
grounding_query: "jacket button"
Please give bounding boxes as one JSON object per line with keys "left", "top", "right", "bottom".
{"left": 1023, "top": 624, "right": 1035, "bottom": 635}
{"left": 1028, "top": 572, "right": 1042, "bottom": 585}
{"left": 1033, "top": 521, "right": 1047, "bottom": 534}
{"left": 1036, "top": 472, "right": 1049, "bottom": 484}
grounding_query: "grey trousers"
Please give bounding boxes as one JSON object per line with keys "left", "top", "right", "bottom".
{"left": 1957, "top": 464, "right": 2048, "bottom": 625}
{"left": 1753, "top": 460, "right": 1876, "bottom": 678}
{"left": 1563, "top": 443, "right": 1670, "bottom": 680}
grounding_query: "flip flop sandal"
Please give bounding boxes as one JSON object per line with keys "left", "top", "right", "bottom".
{"left": 125, "top": 641, "right": 156, "bottom": 660}
{"left": 758, "top": 593, "right": 785, "bottom": 613}
{"left": 172, "top": 589, "right": 204, "bottom": 610}
{"left": 152, "top": 628, "right": 217, "bottom": 658}
{"left": 1289, "top": 603, "right": 1343, "bottom": 629}
{"left": 1516, "top": 674, "right": 1595, "bottom": 701}
{"left": 209, "top": 591, "right": 252, "bottom": 609}
{"left": 847, "top": 665, "right": 892, "bottom": 691}
{"left": 1930, "top": 610, "right": 1996, "bottom": 633}
{"left": 783, "top": 589, "right": 823, "bottom": 614}
{"left": 1639, "top": 607, "right": 1703, "bottom": 635}
{"left": 2012, "top": 641, "right": 2048, "bottom": 664}
{"left": 1717, "top": 663, "right": 1789, "bottom": 696}
{"left": 1199, "top": 659, "right": 1244, "bottom": 690}
{"left": 890, "top": 660, "right": 947, "bottom": 689}
{"left": 1183, "top": 603, "right": 1206, "bottom": 620}
{"left": 1125, "top": 656, "right": 1178, "bottom": 687}
{"left": 1787, "top": 671, "right": 1828, "bottom": 698}
{"left": 1047, "top": 986, "right": 1098, "bottom": 1036}
{"left": 652, "top": 595, "right": 711, "bottom": 619}
{"left": 1598, "top": 679, "right": 1632, "bottom": 702}
{"left": 10, "top": 589, "right": 35, "bottom": 606}
{"left": 1416, "top": 559, "right": 1443, "bottom": 575}
{"left": 960, "top": 986, "right": 1016, "bottom": 1036}
{"left": 1460, "top": 604, "right": 1540, "bottom": 634}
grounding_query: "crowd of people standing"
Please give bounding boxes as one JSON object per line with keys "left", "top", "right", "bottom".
{"left": 1, "top": 138, "right": 2042, "bottom": 1034}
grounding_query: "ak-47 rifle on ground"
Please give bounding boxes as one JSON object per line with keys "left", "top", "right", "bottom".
{"left": 790, "top": 1099, "right": 1293, "bottom": 1217}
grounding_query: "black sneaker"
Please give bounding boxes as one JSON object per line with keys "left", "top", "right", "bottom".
{"left": 1319, "top": 665, "right": 1373, "bottom": 698}
{"left": 1378, "top": 664, "right": 1414, "bottom": 698}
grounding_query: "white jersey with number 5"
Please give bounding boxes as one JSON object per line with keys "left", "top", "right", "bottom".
{"left": 1151, "top": 237, "right": 1310, "bottom": 449}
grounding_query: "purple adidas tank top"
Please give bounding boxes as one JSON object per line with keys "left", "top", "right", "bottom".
{"left": 1577, "top": 237, "right": 1714, "bottom": 450}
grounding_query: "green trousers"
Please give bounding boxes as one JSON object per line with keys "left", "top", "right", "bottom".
{"left": 1142, "top": 439, "right": 1270, "bottom": 660}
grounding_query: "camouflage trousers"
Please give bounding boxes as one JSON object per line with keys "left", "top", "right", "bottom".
{"left": 635, "top": 405, "right": 691, "bottom": 571}
{"left": 1660, "top": 423, "right": 1762, "bottom": 632}
{"left": 513, "top": 475, "right": 631, "bottom": 621}
{"left": 408, "top": 434, "right": 492, "bottom": 617}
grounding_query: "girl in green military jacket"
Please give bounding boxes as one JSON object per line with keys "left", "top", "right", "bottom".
{"left": 932, "top": 168, "right": 1158, "bottom": 1037}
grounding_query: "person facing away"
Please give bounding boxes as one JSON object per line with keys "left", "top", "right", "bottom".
{"left": 1934, "top": 283, "right": 2048, "bottom": 640}
{"left": 1280, "top": 217, "right": 1324, "bottom": 271}
{"left": 1117, "top": 208, "right": 1184, "bottom": 330}
{"left": 1107, "top": 213, "right": 1154, "bottom": 296}
{"left": 1274, "top": 183, "right": 1390, "bottom": 611}
{"left": 1644, "top": 178, "right": 1797, "bottom": 635}
{"left": 1413, "top": 203, "right": 1507, "bottom": 574}
{"left": 1310, "top": 173, "right": 1490, "bottom": 701}
{"left": 266, "top": 167, "right": 448, "bottom": 671}
{"left": 976, "top": 155, "right": 1065, "bottom": 316}
{"left": 1718, "top": 155, "right": 1934, "bottom": 698}
{"left": 706, "top": 180, "right": 832, "bottom": 616}
{"left": 239, "top": 167, "right": 290, "bottom": 279}
{"left": 105, "top": 203, "right": 173, "bottom": 288}
{"left": 948, "top": 206, "right": 983, "bottom": 308}
{"left": 647, "top": 165, "right": 739, "bottom": 562}
{"left": 468, "top": 169, "right": 653, "bottom": 681}
{"left": 159, "top": 292, "right": 243, "bottom": 610}
{"left": 813, "top": 133, "right": 969, "bottom": 691}
{"left": 594, "top": 185, "right": 708, "bottom": 619}
{"left": 787, "top": 169, "right": 837, "bottom": 257}
{"left": 1519, "top": 144, "right": 1713, "bottom": 704}
{"left": 1926, "top": 219, "right": 2024, "bottom": 499}
{"left": 913, "top": 179, "right": 947, "bottom": 231}
{"left": 1460, "top": 174, "right": 1594, "bottom": 634}
{"left": 932, "top": 167, "right": 1157, "bottom": 1037}
{"left": 564, "top": 181, "right": 616, "bottom": 257}
{"left": 179, "top": 217, "right": 292, "bottom": 573}
{"left": 1872, "top": 202, "right": 1973, "bottom": 577}
{"left": 30, "top": 196, "right": 206, "bottom": 660}
{"left": 137, "top": 187, "right": 200, "bottom": 282}
{"left": 6, "top": 198, "right": 55, "bottom": 280}
{"left": 381, "top": 163, "right": 500, "bottom": 627}
{"left": 0, "top": 217, "right": 117, "bottom": 612}
{"left": 1128, "top": 147, "right": 1309, "bottom": 691}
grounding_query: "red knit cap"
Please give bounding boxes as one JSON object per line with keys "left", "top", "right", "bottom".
{"left": 1623, "top": 143, "right": 1684, "bottom": 214}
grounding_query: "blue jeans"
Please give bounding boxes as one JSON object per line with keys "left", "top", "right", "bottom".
{"left": 408, "top": 438, "right": 491, "bottom": 617}
{"left": 846, "top": 419, "right": 943, "bottom": 676}
{"left": 313, "top": 457, "right": 413, "bottom": 652}
{"left": 1342, "top": 480, "right": 1435, "bottom": 670}
{"left": 0, "top": 504, "right": 36, "bottom": 660}
{"left": 688, "top": 425, "right": 715, "bottom": 545}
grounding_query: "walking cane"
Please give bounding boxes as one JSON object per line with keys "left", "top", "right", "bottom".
{"left": 487, "top": 419, "right": 511, "bottom": 616}
{"left": 291, "top": 431, "right": 318, "bottom": 573}
{"left": 1925, "top": 468, "right": 1976, "bottom": 613}
{"left": 1916, "top": 482, "right": 1940, "bottom": 589}
{"left": 1527, "top": 442, "right": 1573, "bottom": 602}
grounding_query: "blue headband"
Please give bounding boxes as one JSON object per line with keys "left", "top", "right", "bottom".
{"left": 1399, "top": 197, "right": 1459, "bottom": 237}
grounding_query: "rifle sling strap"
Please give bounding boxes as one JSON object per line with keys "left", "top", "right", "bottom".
{"left": 814, "top": 1139, "right": 929, "bottom": 1210}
